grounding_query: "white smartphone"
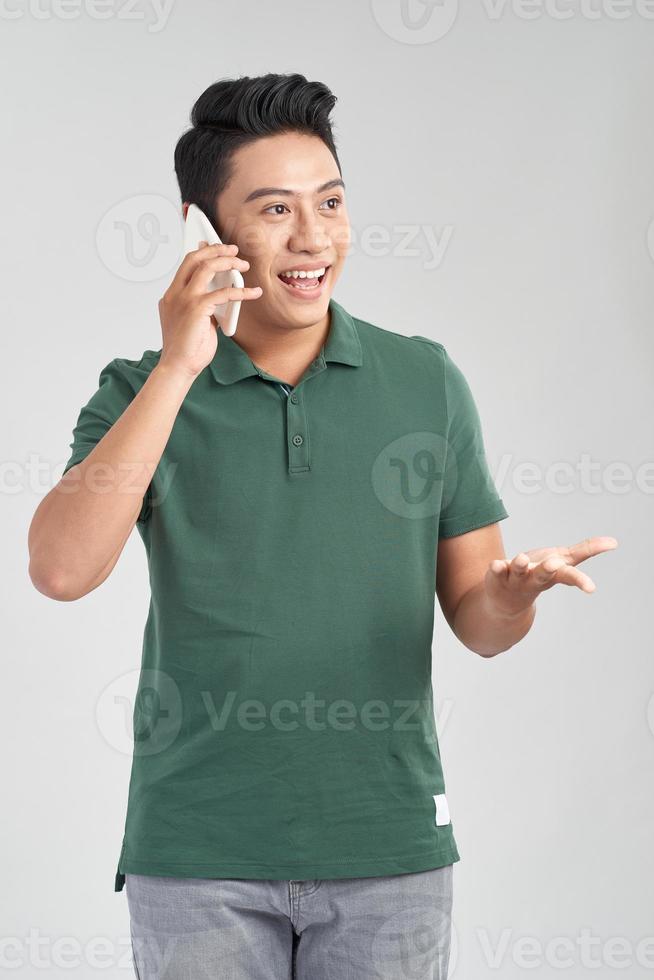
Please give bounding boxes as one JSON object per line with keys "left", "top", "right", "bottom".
{"left": 182, "top": 203, "right": 244, "bottom": 337}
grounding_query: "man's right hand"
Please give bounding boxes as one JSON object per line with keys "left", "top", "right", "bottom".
{"left": 157, "top": 242, "right": 262, "bottom": 379}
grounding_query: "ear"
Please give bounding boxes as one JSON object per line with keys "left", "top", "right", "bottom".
{"left": 182, "top": 201, "right": 190, "bottom": 220}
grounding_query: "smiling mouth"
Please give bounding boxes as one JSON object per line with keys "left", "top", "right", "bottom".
{"left": 277, "top": 266, "right": 330, "bottom": 291}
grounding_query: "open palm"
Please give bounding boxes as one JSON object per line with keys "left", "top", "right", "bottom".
{"left": 485, "top": 535, "right": 618, "bottom": 617}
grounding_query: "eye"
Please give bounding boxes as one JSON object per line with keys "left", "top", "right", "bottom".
{"left": 263, "top": 197, "right": 344, "bottom": 216}
{"left": 319, "top": 196, "right": 343, "bottom": 211}
{"left": 263, "top": 203, "right": 290, "bottom": 216}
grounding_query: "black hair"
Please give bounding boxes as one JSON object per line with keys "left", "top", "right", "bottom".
{"left": 173, "top": 72, "right": 341, "bottom": 237}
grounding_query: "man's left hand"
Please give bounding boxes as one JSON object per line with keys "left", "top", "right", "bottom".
{"left": 485, "top": 535, "right": 618, "bottom": 618}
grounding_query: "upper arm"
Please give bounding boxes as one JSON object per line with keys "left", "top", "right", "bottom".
{"left": 436, "top": 521, "right": 507, "bottom": 630}
{"left": 431, "top": 344, "right": 510, "bottom": 628}
{"left": 62, "top": 357, "right": 152, "bottom": 526}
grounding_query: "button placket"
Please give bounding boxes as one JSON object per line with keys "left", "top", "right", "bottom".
{"left": 285, "top": 357, "right": 324, "bottom": 475}
{"left": 287, "top": 388, "right": 309, "bottom": 473}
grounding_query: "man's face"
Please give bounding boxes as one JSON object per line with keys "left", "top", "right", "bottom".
{"left": 212, "top": 131, "right": 350, "bottom": 332}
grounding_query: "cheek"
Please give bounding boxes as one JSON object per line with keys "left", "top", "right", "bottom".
{"left": 333, "top": 219, "right": 352, "bottom": 261}
{"left": 234, "top": 222, "right": 275, "bottom": 265}
{"left": 238, "top": 247, "right": 272, "bottom": 281}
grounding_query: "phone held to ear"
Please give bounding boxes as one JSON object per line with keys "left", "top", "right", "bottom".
{"left": 182, "top": 203, "right": 243, "bottom": 337}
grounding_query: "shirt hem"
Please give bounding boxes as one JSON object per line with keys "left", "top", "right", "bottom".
{"left": 114, "top": 841, "right": 460, "bottom": 891}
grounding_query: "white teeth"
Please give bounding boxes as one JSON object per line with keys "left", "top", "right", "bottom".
{"left": 280, "top": 267, "right": 326, "bottom": 279}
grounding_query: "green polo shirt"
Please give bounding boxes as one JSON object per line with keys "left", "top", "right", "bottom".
{"left": 62, "top": 297, "right": 508, "bottom": 891}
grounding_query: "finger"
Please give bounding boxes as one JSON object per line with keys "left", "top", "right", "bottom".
{"left": 178, "top": 243, "right": 239, "bottom": 290}
{"left": 508, "top": 552, "right": 531, "bottom": 580}
{"left": 204, "top": 285, "right": 263, "bottom": 308}
{"left": 533, "top": 557, "right": 596, "bottom": 593}
{"left": 564, "top": 535, "right": 619, "bottom": 567}
{"left": 188, "top": 254, "right": 252, "bottom": 295}
{"left": 550, "top": 564, "right": 596, "bottom": 593}
{"left": 488, "top": 558, "right": 510, "bottom": 577}
{"left": 530, "top": 556, "right": 569, "bottom": 589}
{"left": 507, "top": 544, "right": 569, "bottom": 565}
{"left": 169, "top": 242, "right": 240, "bottom": 292}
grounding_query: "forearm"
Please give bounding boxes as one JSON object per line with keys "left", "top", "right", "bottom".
{"left": 452, "top": 580, "right": 536, "bottom": 657}
{"left": 28, "top": 362, "right": 194, "bottom": 600}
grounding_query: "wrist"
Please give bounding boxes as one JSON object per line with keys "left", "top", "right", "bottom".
{"left": 152, "top": 358, "right": 199, "bottom": 389}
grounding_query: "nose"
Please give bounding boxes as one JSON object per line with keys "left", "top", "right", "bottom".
{"left": 287, "top": 203, "right": 329, "bottom": 255}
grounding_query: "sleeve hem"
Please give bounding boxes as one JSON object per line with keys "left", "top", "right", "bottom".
{"left": 62, "top": 448, "right": 92, "bottom": 476}
{"left": 438, "top": 503, "right": 509, "bottom": 539}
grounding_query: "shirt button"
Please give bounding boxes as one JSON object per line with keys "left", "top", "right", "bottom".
{"left": 290, "top": 393, "right": 298, "bottom": 403}
{"left": 292, "top": 433, "right": 303, "bottom": 447}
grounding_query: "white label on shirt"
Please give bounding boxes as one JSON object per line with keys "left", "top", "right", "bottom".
{"left": 433, "top": 793, "right": 451, "bottom": 826}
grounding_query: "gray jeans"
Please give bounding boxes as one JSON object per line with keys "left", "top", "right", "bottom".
{"left": 125, "top": 864, "right": 453, "bottom": 979}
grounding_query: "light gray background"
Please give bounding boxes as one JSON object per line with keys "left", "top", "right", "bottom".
{"left": 3, "top": 1, "right": 652, "bottom": 977}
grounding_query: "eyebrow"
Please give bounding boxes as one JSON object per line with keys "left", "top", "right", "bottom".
{"left": 243, "top": 178, "right": 345, "bottom": 204}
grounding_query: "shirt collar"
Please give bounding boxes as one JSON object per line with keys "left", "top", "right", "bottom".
{"left": 208, "top": 297, "right": 363, "bottom": 386}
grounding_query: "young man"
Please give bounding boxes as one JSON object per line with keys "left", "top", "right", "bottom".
{"left": 28, "top": 73, "right": 617, "bottom": 979}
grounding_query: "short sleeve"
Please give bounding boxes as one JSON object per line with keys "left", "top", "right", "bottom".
{"left": 62, "top": 357, "right": 152, "bottom": 525}
{"left": 438, "top": 347, "right": 508, "bottom": 539}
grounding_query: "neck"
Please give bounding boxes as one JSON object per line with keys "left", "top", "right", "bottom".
{"left": 225, "top": 303, "right": 332, "bottom": 387}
